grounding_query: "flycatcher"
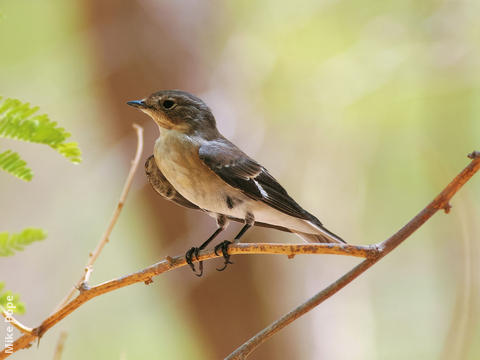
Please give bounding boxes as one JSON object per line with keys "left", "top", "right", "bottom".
{"left": 128, "top": 90, "right": 345, "bottom": 276}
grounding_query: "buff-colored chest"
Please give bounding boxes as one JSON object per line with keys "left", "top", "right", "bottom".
{"left": 154, "top": 131, "right": 238, "bottom": 213}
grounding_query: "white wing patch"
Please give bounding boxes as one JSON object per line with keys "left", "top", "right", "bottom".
{"left": 253, "top": 179, "right": 268, "bottom": 198}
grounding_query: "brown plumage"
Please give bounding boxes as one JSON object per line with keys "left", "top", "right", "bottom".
{"left": 129, "top": 90, "right": 345, "bottom": 275}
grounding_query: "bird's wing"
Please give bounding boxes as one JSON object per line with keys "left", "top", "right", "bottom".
{"left": 198, "top": 138, "right": 322, "bottom": 225}
{"left": 145, "top": 155, "right": 200, "bottom": 210}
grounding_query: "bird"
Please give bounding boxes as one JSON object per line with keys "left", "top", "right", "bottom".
{"left": 128, "top": 90, "right": 345, "bottom": 276}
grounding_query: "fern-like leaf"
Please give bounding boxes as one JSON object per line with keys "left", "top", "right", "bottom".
{"left": 0, "top": 97, "right": 82, "bottom": 163}
{"left": 0, "top": 228, "right": 47, "bottom": 257}
{"left": 0, "top": 149, "right": 33, "bottom": 181}
{"left": 52, "top": 142, "right": 82, "bottom": 164}
{"left": 0, "top": 282, "right": 26, "bottom": 314}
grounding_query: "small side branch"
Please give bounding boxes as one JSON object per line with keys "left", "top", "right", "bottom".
{"left": 52, "top": 331, "right": 68, "bottom": 360}
{"left": 1, "top": 307, "right": 33, "bottom": 335}
{"left": 54, "top": 124, "right": 143, "bottom": 310}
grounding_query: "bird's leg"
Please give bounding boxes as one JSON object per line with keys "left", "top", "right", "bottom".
{"left": 186, "top": 215, "right": 227, "bottom": 276}
{"left": 186, "top": 227, "right": 223, "bottom": 276}
{"left": 214, "top": 224, "right": 251, "bottom": 271}
{"left": 215, "top": 213, "right": 254, "bottom": 271}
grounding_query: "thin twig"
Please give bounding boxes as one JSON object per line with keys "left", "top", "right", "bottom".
{"left": 54, "top": 124, "right": 143, "bottom": 310}
{"left": 225, "top": 150, "right": 480, "bottom": 360}
{"left": 441, "top": 203, "right": 476, "bottom": 360}
{"left": 52, "top": 331, "right": 68, "bottom": 360}
{"left": 0, "top": 306, "right": 33, "bottom": 335}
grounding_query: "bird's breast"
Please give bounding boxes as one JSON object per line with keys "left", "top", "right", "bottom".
{"left": 154, "top": 132, "right": 248, "bottom": 217}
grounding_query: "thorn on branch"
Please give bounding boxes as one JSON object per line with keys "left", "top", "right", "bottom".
{"left": 77, "top": 282, "right": 90, "bottom": 293}
{"left": 369, "top": 244, "right": 383, "bottom": 259}
{"left": 165, "top": 255, "right": 174, "bottom": 266}
{"left": 443, "top": 202, "right": 452, "bottom": 214}
{"left": 467, "top": 150, "right": 480, "bottom": 159}
{"left": 144, "top": 277, "right": 153, "bottom": 285}
{"left": 32, "top": 324, "right": 45, "bottom": 338}
{"left": 287, "top": 254, "right": 295, "bottom": 259}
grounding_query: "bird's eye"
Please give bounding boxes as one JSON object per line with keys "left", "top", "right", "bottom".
{"left": 161, "top": 99, "right": 176, "bottom": 110}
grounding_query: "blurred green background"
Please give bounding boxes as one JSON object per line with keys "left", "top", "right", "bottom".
{"left": 1, "top": 0, "right": 479, "bottom": 359}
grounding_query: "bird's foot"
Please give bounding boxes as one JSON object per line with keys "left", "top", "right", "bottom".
{"left": 185, "top": 247, "right": 204, "bottom": 277}
{"left": 214, "top": 240, "right": 234, "bottom": 271}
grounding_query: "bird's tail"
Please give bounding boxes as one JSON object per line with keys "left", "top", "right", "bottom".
{"left": 294, "top": 226, "right": 346, "bottom": 244}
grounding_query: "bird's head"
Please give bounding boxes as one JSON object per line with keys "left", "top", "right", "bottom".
{"left": 127, "top": 90, "right": 218, "bottom": 136}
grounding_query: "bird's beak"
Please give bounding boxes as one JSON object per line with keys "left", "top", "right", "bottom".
{"left": 127, "top": 99, "right": 147, "bottom": 109}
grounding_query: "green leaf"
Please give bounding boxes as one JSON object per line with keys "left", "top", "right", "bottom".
{"left": 0, "top": 97, "right": 82, "bottom": 163}
{"left": 0, "top": 228, "right": 47, "bottom": 257}
{"left": 52, "top": 142, "right": 82, "bottom": 164}
{"left": 0, "top": 283, "right": 26, "bottom": 315}
{"left": 0, "top": 149, "right": 33, "bottom": 181}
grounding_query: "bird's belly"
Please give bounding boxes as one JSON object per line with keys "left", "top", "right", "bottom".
{"left": 248, "top": 202, "right": 321, "bottom": 234}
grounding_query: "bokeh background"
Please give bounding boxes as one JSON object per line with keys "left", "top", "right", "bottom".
{"left": 1, "top": 0, "right": 479, "bottom": 359}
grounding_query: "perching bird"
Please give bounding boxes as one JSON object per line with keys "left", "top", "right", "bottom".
{"left": 129, "top": 90, "right": 345, "bottom": 275}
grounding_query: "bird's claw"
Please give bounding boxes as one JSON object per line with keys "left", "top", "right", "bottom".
{"left": 185, "top": 240, "right": 234, "bottom": 275}
{"left": 185, "top": 247, "right": 204, "bottom": 277}
{"left": 214, "top": 240, "right": 234, "bottom": 271}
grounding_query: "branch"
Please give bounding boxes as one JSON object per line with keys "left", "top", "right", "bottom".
{"left": 225, "top": 150, "right": 480, "bottom": 360}
{"left": 1, "top": 150, "right": 478, "bottom": 358}
{"left": 54, "top": 124, "right": 144, "bottom": 310}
